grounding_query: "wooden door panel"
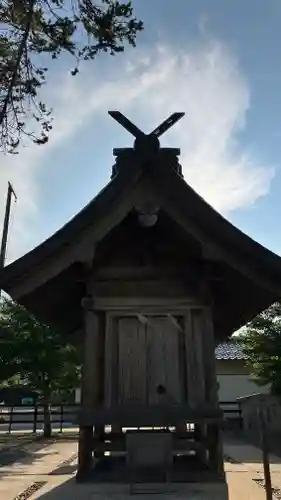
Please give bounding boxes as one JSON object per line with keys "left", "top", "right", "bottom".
{"left": 146, "top": 319, "right": 166, "bottom": 404}
{"left": 117, "top": 317, "right": 146, "bottom": 404}
{"left": 147, "top": 316, "right": 183, "bottom": 404}
{"left": 111, "top": 314, "right": 185, "bottom": 406}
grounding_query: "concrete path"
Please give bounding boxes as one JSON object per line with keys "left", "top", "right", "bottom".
{"left": 0, "top": 434, "right": 36, "bottom": 452}
{"left": 0, "top": 435, "right": 280, "bottom": 499}
{"left": 0, "top": 438, "right": 77, "bottom": 500}
{"left": 226, "top": 472, "right": 266, "bottom": 500}
{"left": 224, "top": 434, "right": 281, "bottom": 500}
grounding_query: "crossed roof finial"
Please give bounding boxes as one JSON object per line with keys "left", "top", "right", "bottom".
{"left": 108, "top": 111, "right": 184, "bottom": 155}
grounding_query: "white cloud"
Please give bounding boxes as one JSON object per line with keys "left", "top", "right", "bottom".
{"left": 0, "top": 36, "right": 274, "bottom": 262}
{"left": 111, "top": 41, "right": 273, "bottom": 214}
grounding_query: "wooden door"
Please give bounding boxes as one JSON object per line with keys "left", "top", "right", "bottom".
{"left": 115, "top": 315, "right": 184, "bottom": 405}
{"left": 146, "top": 316, "right": 183, "bottom": 404}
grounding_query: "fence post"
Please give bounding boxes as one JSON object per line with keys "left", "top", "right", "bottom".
{"left": 33, "top": 405, "right": 38, "bottom": 434}
{"left": 60, "top": 405, "right": 63, "bottom": 433}
{"left": 238, "top": 402, "right": 243, "bottom": 429}
{"left": 8, "top": 406, "right": 14, "bottom": 434}
{"left": 257, "top": 407, "right": 273, "bottom": 500}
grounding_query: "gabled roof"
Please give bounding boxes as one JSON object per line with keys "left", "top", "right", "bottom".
{"left": 2, "top": 158, "right": 281, "bottom": 293}
{"left": 0, "top": 160, "right": 142, "bottom": 287}
{"left": 149, "top": 162, "right": 281, "bottom": 294}
{"left": 0, "top": 155, "right": 281, "bottom": 338}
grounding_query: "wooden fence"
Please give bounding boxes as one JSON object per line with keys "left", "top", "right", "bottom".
{"left": 0, "top": 401, "right": 242, "bottom": 435}
{"left": 0, "top": 404, "right": 78, "bottom": 434}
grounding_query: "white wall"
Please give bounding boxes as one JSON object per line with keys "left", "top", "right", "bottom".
{"left": 217, "top": 374, "right": 268, "bottom": 402}
{"left": 75, "top": 388, "right": 81, "bottom": 403}
{"left": 216, "top": 360, "right": 269, "bottom": 402}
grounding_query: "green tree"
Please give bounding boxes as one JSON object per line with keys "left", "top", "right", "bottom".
{"left": 0, "top": 298, "right": 82, "bottom": 437}
{"left": 0, "top": 0, "right": 143, "bottom": 152}
{"left": 237, "top": 302, "right": 281, "bottom": 397}
{"left": 0, "top": 374, "right": 21, "bottom": 387}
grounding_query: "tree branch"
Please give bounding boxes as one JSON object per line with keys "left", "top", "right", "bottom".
{"left": 0, "top": 0, "right": 36, "bottom": 127}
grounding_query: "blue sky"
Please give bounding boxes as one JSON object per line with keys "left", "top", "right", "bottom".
{"left": 2, "top": 0, "right": 281, "bottom": 262}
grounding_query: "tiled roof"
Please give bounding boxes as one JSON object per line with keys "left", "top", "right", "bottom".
{"left": 215, "top": 342, "right": 247, "bottom": 360}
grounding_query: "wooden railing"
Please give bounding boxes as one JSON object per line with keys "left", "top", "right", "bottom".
{"left": 220, "top": 401, "right": 243, "bottom": 428}
{"left": 0, "top": 404, "right": 79, "bottom": 434}
{"left": 0, "top": 401, "right": 242, "bottom": 435}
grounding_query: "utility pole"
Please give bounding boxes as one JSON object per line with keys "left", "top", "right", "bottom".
{"left": 0, "top": 182, "right": 17, "bottom": 296}
{"left": 258, "top": 407, "right": 273, "bottom": 500}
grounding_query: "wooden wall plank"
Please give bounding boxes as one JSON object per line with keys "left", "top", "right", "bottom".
{"left": 184, "top": 311, "right": 194, "bottom": 407}
{"left": 147, "top": 316, "right": 182, "bottom": 404}
{"left": 147, "top": 318, "right": 165, "bottom": 404}
{"left": 104, "top": 313, "right": 112, "bottom": 408}
{"left": 162, "top": 317, "right": 182, "bottom": 404}
{"left": 117, "top": 317, "right": 146, "bottom": 404}
{"left": 177, "top": 316, "right": 188, "bottom": 402}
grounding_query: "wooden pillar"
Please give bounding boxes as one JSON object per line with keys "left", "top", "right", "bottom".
{"left": 203, "top": 308, "right": 219, "bottom": 407}
{"left": 203, "top": 308, "right": 224, "bottom": 477}
{"left": 184, "top": 309, "right": 208, "bottom": 465}
{"left": 77, "top": 296, "right": 101, "bottom": 482}
{"left": 184, "top": 309, "right": 205, "bottom": 408}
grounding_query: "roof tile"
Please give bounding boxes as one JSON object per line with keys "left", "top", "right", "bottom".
{"left": 215, "top": 342, "right": 247, "bottom": 360}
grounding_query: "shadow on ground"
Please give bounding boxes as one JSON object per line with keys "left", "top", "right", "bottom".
{"left": 223, "top": 430, "right": 281, "bottom": 464}
{"left": 17, "top": 477, "right": 198, "bottom": 500}
{"left": 25, "top": 478, "right": 98, "bottom": 500}
{"left": 0, "top": 440, "right": 58, "bottom": 471}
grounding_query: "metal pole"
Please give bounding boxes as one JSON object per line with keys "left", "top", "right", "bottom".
{"left": 0, "top": 182, "right": 17, "bottom": 297}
